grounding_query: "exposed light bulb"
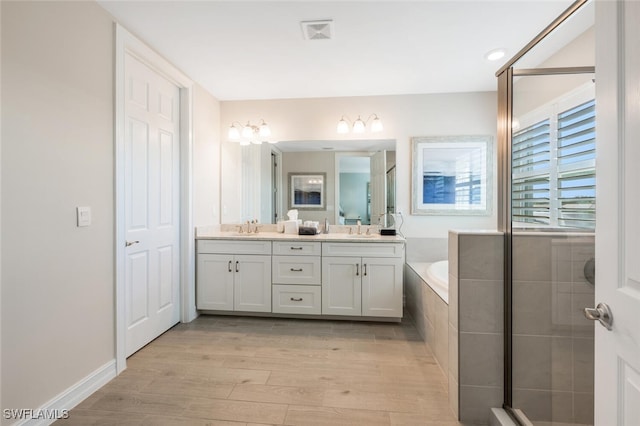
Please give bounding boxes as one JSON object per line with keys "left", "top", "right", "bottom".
{"left": 352, "top": 116, "right": 365, "bottom": 133}
{"left": 337, "top": 117, "right": 349, "bottom": 134}
{"left": 258, "top": 121, "right": 271, "bottom": 138}
{"left": 371, "top": 115, "right": 383, "bottom": 132}
{"left": 228, "top": 125, "right": 240, "bottom": 140}
{"left": 241, "top": 123, "right": 254, "bottom": 138}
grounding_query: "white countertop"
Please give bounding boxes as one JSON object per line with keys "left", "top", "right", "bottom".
{"left": 196, "top": 229, "right": 405, "bottom": 243}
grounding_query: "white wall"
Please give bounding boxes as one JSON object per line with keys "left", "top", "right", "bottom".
{"left": 1, "top": 1, "right": 115, "bottom": 418}
{"left": 0, "top": 1, "right": 221, "bottom": 419}
{"left": 193, "top": 83, "right": 221, "bottom": 226}
{"left": 221, "top": 92, "right": 498, "bottom": 238}
{"left": 513, "top": 26, "right": 594, "bottom": 117}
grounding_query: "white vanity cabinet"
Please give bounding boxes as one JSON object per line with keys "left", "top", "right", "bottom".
{"left": 322, "top": 242, "right": 404, "bottom": 318}
{"left": 195, "top": 234, "right": 404, "bottom": 320}
{"left": 272, "top": 241, "right": 322, "bottom": 314}
{"left": 197, "top": 240, "right": 272, "bottom": 312}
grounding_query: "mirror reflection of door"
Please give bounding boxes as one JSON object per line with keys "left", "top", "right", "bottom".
{"left": 370, "top": 150, "right": 387, "bottom": 224}
{"left": 338, "top": 155, "right": 371, "bottom": 225}
{"left": 271, "top": 151, "right": 279, "bottom": 223}
{"left": 337, "top": 151, "right": 387, "bottom": 226}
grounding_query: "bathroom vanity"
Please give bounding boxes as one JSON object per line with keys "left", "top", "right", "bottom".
{"left": 196, "top": 230, "right": 405, "bottom": 321}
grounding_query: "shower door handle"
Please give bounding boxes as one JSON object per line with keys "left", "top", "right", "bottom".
{"left": 584, "top": 302, "right": 613, "bottom": 330}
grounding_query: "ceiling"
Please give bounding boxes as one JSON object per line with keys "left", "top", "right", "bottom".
{"left": 97, "top": 0, "right": 575, "bottom": 101}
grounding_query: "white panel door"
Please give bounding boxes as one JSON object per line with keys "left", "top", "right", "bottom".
{"left": 595, "top": 1, "right": 640, "bottom": 423}
{"left": 370, "top": 150, "right": 387, "bottom": 222}
{"left": 322, "top": 257, "right": 362, "bottom": 316}
{"left": 361, "top": 257, "right": 403, "bottom": 318}
{"left": 125, "top": 53, "right": 180, "bottom": 356}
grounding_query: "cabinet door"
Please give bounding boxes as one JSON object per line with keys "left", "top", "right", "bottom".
{"left": 234, "top": 255, "right": 272, "bottom": 312}
{"left": 196, "top": 254, "right": 234, "bottom": 310}
{"left": 361, "top": 257, "right": 403, "bottom": 318}
{"left": 322, "top": 257, "right": 362, "bottom": 316}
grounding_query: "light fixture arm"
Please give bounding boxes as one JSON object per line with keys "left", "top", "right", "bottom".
{"left": 228, "top": 118, "right": 273, "bottom": 144}
{"left": 336, "top": 113, "right": 383, "bottom": 134}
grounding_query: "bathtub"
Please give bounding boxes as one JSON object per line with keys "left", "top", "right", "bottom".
{"left": 407, "top": 260, "right": 449, "bottom": 304}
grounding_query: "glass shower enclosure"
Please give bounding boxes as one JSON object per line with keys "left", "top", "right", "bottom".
{"left": 497, "top": 1, "right": 595, "bottom": 424}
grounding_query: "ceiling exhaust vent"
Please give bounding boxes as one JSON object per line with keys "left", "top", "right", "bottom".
{"left": 301, "top": 20, "right": 333, "bottom": 40}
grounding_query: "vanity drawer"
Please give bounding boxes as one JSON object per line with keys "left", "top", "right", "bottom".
{"left": 272, "top": 255, "right": 321, "bottom": 285}
{"left": 272, "top": 285, "right": 321, "bottom": 315}
{"left": 198, "top": 240, "right": 272, "bottom": 255}
{"left": 322, "top": 242, "right": 405, "bottom": 258}
{"left": 272, "top": 241, "right": 321, "bottom": 256}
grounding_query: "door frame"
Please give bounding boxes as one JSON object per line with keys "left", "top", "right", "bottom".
{"left": 115, "top": 24, "right": 196, "bottom": 374}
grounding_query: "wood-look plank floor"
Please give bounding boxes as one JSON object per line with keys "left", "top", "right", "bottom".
{"left": 57, "top": 315, "right": 466, "bottom": 426}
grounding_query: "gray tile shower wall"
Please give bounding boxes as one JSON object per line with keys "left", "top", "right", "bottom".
{"left": 450, "top": 231, "right": 504, "bottom": 425}
{"left": 511, "top": 233, "right": 595, "bottom": 424}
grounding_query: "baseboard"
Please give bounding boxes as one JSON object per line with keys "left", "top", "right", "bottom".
{"left": 14, "top": 360, "right": 116, "bottom": 426}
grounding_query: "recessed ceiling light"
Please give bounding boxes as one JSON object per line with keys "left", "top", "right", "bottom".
{"left": 485, "top": 48, "right": 507, "bottom": 61}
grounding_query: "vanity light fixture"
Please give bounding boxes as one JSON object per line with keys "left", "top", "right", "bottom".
{"left": 336, "top": 114, "right": 383, "bottom": 134}
{"left": 228, "top": 119, "right": 274, "bottom": 144}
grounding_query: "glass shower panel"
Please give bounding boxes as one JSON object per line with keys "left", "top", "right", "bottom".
{"left": 511, "top": 72, "right": 595, "bottom": 426}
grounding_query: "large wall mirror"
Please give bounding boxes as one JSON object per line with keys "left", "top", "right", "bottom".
{"left": 225, "top": 139, "right": 396, "bottom": 225}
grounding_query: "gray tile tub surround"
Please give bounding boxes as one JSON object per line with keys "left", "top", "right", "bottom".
{"left": 449, "top": 230, "right": 504, "bottom": 425}
{"left": 403, "top": 264, "right": 449, "bottom": 374}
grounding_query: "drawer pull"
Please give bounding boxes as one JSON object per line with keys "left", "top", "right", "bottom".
{"left": 363, "top": 264, "right": 367, "bottom": 276}
{"left": 356, "top": 263, "right": 360, "bottom": 276}
{"left": 290, "top": 268, "right": 303, "bottom": 272}
{"left": 235, "top": 261, "right": 239, "bottom": 273}
{"left": 290, "top": 247, "right": 304, "bottom": 250}
{"left": 228, "top": 261, "right": 232, "bottom": 272}
{"left": 290, "top": 297, "right": 304, "bottom": 302}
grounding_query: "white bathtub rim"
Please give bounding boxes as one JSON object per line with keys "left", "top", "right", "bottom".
{"left": 407, "top": 261, "right": 449, "bottom": 304}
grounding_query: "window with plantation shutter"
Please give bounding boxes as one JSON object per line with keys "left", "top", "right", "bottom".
{"left": 512, "top": 120, "right": 551, "bottom": 225}
{"left": 512, "top": 84, "right": 595, "bottom": 230}
{"left": 556, "top": 99, "right": 596, "bottom": 229}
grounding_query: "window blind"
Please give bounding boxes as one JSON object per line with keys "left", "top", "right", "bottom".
{"left": 512, "top": 119, "right": 551, "bottom": 225}
{"left": 512, "top": 98, "right": 595, "bottom": 230}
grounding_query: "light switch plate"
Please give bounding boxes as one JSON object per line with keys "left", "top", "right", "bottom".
{"left": 77, "top": 206, "right": 91, "bottom": 227}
